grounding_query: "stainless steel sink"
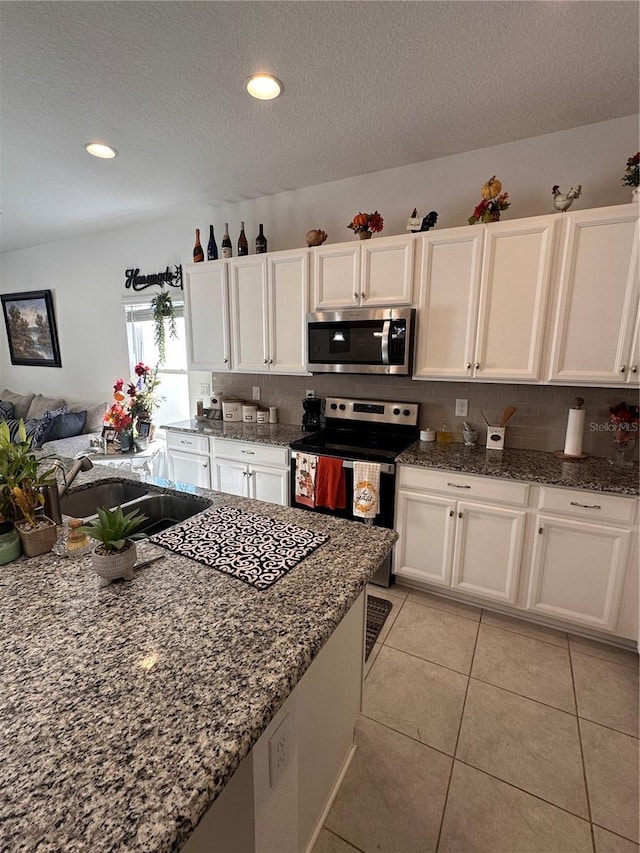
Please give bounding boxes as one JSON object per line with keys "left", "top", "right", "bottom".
{"left": 61, "top": 480, "right": 211, "bottom": 534}
{"left": 131, "top": 493, "right": 211, "bottom": 535}
{"left": 60, "top": 481, "right": 150, "bottom": 518}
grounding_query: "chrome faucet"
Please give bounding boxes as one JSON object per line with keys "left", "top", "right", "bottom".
{"left": 42, "top": 456, "right": 94, "bottom": 524}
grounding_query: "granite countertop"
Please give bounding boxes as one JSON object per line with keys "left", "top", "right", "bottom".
{"left": 1, "top": 467, "right": 396, "bottom": 853}
{"left": 397, "top": 442, "right": 639, "bottom": 497}
{"left": 162, "top": 419, "right": 309, "bottom": 447}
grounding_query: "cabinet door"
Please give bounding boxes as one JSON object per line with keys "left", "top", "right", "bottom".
{"left": 229, "top": 257, "right": 269, "bottom": 372}
{"left": 527, "top": 516, "right": 631, "bottom": 631}
{"left": 474, "top": 218, "right": 557, "bottom": 381}
{"left": 393, "top": 490, "right": 455, "bottom": 587}
{"left": 311, "top": 244, "right": 360, "bottom": 309}
{"left": 184, "top": 262, "right": 231, "bottom": 371}
{"left": 452, "top": 501, "right": 525, "bottom": 604}
{"left": 212, "top": 459, "right": 248, "bottom": 497}
{"left": 549, "top": 206, "right": 640, "bottom": 384}
{"left": 167, "top": 450, "right": 211, "bottom": 489}
{"left": 268, "top": 250, "right": 309, "bottom": 374}
{"left": 360, "top": 235, "right": 414, "bottom": 306}
{"left": 413, "top": 228, "right": 483, "bottom": 379}
{"left": 249, "top": 464, "right": 289, "bottom": 506}
{"left": 626, "top": 302, "right": 640, "bottom": 385}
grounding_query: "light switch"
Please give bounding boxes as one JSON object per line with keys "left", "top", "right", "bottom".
{"left": 455, "top": 399, "right": 468, "bottom": 417}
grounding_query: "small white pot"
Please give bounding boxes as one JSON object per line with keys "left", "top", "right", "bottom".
{"left": 91, "top": 541, "right": 137, "bottom": 588}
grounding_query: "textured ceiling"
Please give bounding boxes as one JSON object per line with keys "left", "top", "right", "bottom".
{"left": 1, "top": 1, "right": 638, "bottom": 253}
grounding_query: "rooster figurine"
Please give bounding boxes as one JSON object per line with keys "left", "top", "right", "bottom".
{"left": 552, "top": 184, "right": 582, "bottom": 212}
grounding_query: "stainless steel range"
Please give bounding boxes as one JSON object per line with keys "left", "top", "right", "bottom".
{"left": 289, "top": 396, "right": 419, "bottom": 586}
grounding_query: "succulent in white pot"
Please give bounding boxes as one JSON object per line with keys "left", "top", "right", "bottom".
{"left": 78, "top": 505, "right": 147, "bottom": 587}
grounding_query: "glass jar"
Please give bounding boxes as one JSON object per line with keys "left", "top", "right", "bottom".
{"left": 0, "top": 523, "right": 21, "bottom": 565}
{"left": 437, "top": 423, "right": 452, "bottom": 444}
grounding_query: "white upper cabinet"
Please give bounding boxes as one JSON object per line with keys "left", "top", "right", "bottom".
{"left": 311, "top": 234, "right": 414, "bottom": 310}
{"left": 413, "top": 227, "right": 484, "bottom": 379}
{"left": 229, "top": 250, "right": 309, "bottom": 374}
{"left": 184, "top": 261, "right": 231, "bottom": 371}
{"left": 414, "top": 217, "right": 557, "bottom": 381}
{"left": 548, "top": 205, "right": 640, "bottom": 385}
{"left": 229, "top": 257, "right": 270, "bottom": 372}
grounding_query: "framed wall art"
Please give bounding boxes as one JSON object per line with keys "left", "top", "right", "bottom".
{"left": 1, "top": 290, "right": 62, "bottom": 367}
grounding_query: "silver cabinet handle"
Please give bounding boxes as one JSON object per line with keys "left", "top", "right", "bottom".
{"left": 475, "top": 362, "right": 480, "bottom": 369}
{"left": 361, "top": 292, "right": 366, "bottom": 299}
{"left": 264, "top": 358, "right": 268, "bottom": 364}
{"left": 466, "top": 363, "right": 472, "bottom": 370}
{"left": 458, "top": 512, "right": 463, "bottom": 519}
{"left": 269, "top": 358, "right": 273, "bottom": 364}
{"left": 353, "top": 292, "right": 359, "bottom": 301}
{"left": 203, "top": 463, "right": 208, "bottom": 468}
{"left": 632, "top": 365, "right": 638, "bottom": 374}
{"left": 538, "top": 526, "right": 543, "bottom": 534}
{"left": 570, "top": 501, "right": 601, "bottom": 510}
{"left": 224, "top": 358, "right": 228, "bottom": 364}
{"left": 449, "top": 510, "right": 454, "bottom": 517}
{"left": 241, "top": 450, "right": 256, "bottom": 455}
{"left": 448, "top": 482, "right": 471, "bottom": 489}
{"left": 620, "top": 366, "right": 626, "bottom": 374}
{"left": 180, "top": 439, "right": 193, "bottom": 445}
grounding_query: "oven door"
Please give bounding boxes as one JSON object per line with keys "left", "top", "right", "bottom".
{"left": 290, "top": 453, "right": 397, "bottom": 586}
{"left": 306, "top": 307, "right": 414, "bottom": 375}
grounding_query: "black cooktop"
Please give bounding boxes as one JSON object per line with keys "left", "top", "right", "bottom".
{"left": 290, "top": 427, "right": 416, "bottom": 463}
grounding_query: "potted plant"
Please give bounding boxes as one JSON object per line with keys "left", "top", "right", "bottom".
{"left": 77, "top": 504, "right": 147, "bottom": 587}
{"left": 621, "top": 152, "right": 640, "bottom": 201}
{"left": 0, "top": 419, "right": 58, "bottom": 557}
{"left": 151, "top": 288, "right": 178, "bottom": 364}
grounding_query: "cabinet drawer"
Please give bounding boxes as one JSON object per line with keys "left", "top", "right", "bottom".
{"left": 398, "top": 465, "right": 529, "bottom": 506}
{"left": 212, "top": 439, "right": 289, "bottom": 468}
{"left": 166, "top": 431, "right": 210, "bottom": 454}
{"left": 538, "top": 486, "right": 637, "bottom": 525}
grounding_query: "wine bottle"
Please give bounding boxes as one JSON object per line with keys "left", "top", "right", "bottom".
{"left": 255, "top": 223, "right": 267, "bottom": 254}
{"left": 221, "top": 223, "right": 232, "bottom": 259}
{"left": 193, "top": 228, "right": 204, "bottom": 263}
{"left": 207, "top": 225, "right": 218, "bottom": 261}
{"left": 237, "top": 221, "right": 248, "bottom": 256}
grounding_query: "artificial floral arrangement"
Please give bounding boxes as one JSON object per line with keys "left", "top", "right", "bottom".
{"left": 609, "top": 401, "right": 639, "bottom": 445}
{"left": 106, "top": 362, "right": 163, "bottom": 434}
{"left": 347, "top": 211, "right": 384, "bottom": 238}
{"left": 150, "top": 289, "right": 178, "bottom": 364}
{"left": 621, "top": 152, "right": 639, "bottom": 189}
{"left": 468, "top": 176, "right": 510, "bottom": 225}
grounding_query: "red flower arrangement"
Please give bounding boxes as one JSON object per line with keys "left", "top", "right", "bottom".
{"left": 609, "top": 402, "right": 639, "bottom": 446}
{"left": 107, "top": 363, "right": 162, "bottom": 433}
{"left": 468, "top": 193, "right": 511, "bottom": 225}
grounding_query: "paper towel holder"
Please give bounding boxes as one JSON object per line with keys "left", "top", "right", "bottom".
{"left": 553, "top": 397, "right": 588, "bottom": 461}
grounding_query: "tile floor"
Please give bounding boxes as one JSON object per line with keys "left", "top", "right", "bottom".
{"left": 312, "top": 584, "right": 640, "bottom": 853}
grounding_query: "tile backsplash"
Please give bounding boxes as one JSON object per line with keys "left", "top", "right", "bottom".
{"left": 210, "top": 372, "right": 638, "bottom": 461}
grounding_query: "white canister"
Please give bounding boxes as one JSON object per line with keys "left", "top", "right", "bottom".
{"left": 486, "top": 426, "right": 506, "bottom": 450}
{"left": 242, "top": 404, "right": 258, "bottom": 423}
{"left": 269, "top": 406, "right": 278, "bottom": 424}
{"left": 222, "top": 400, "right": 243, "bottom": 422}
{"left": 256, "top": 410, "right": 268, "bottom": 424}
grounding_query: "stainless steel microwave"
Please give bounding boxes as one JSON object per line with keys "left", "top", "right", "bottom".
{"left": 306, "top": 307, "right": 415, "bottom": 375}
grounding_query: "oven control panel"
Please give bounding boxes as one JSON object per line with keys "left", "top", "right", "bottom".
{"left": 324, "top": 397, "right": 419, "bottom": 427}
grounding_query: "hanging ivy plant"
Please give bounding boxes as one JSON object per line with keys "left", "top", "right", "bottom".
{"left": 151, "top": 289, "right": 177, "bottom": 364}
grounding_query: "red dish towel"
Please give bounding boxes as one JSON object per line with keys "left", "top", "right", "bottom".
{"left": 315, "top": 456, "right": 346, "bottom": 510}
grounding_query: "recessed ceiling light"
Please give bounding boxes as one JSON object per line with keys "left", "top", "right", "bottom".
{"left": 85, "top": 142, "right": 118, "bottom": 159}
{"left": 245, "top": 73, "right": 282, "bottom": 100}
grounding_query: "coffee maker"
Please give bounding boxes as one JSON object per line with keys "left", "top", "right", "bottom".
{"left": 302, "top": 397, "right": 322, "bottom": 432}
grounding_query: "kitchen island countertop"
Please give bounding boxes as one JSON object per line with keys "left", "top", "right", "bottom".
{"left": 397, "top": 442, "right": 639, "bottom": 496}
{"left": 1, "top": 467, "right": 396, "bottom": 853}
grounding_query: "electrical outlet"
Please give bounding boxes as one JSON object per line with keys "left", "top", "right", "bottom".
{"left": 268, "top": 713, "right": 291, "bottom": 788}
{"left": 252, "top": 386, "right": 260, "bottom": 401}
{"left": 455, "top": 399, "right": 469, "bottom": 417}
{"left": 305, "top": 389, "right": 316, "bottom": 399}
{"left": 199, "top": 383, "right": 211, "bottom": 397}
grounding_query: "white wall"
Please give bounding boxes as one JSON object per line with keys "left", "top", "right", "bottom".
{"left": 1, "top": 114, "right": 637, "bottom": 404}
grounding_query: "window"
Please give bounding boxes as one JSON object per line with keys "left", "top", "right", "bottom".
{"left": 123, "top": 295, "right": 190, "bottom": 429}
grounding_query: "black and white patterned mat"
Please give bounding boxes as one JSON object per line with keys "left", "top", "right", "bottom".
{"left": 150, "top": 506, "right": 328, "bottom": 590}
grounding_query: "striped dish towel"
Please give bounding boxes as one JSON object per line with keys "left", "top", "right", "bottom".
{"left": 295, "top": 452, "right": 317, "bottom": 507}
{"left": 353, "top": 461, "right": 381, "bottom": 519}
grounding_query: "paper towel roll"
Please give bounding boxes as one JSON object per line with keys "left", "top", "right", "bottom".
{"left": 563, "top": 407, "right": 585, "bottom": 456}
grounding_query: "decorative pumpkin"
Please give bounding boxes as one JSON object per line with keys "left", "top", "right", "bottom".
{"left": 481, "top": 176, "right": 502, "bottom": 200}
{"left": 352, "top": 213, "right": 369, "bottom": 228}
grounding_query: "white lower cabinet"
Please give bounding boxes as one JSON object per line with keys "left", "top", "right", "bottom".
{"left": 394, "top": 467, "right": 527, "bottom": 605}
{"left": 395, "top": 465, "right": 638, "bottom": 642}
{"left": 166, "top": 431, "right": 211, "bottom": 489}
{"left": 211, "top": 439, "right": 290, "bottom": 506}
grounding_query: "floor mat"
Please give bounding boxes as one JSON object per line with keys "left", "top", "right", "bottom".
{"left": 366, "top": 595, "right": 393, "bottom": 660}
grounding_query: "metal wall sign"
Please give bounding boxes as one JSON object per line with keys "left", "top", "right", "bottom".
{"left": 125, "top": 265, "right": 183, "bottom": 291}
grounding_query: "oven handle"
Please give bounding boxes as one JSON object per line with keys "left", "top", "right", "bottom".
{"left": 291, "top": 451, "right": 395, "bottom": 476}
{"left": 381, "top": 319, "right": 391, "bottom": 365}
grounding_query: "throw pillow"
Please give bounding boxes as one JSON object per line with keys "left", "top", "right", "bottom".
{"left": 26, "top": 394, "right": 67, "bottom": 420}
{"left": 68, "top": 401, "right": 108, "bottom": 434}
{"left": 0, "top": 401, "right": 15, "bottom": 421}
{"left": 34, "top": 406, "right": 69, "bottom": 448}
{"left": 45, "top": 410, "right": 87, "bottom": 442}
{"left": 2, "top": 418, "right": 42, "bottom": 445}
{"left": 0, "top": 389, "right": 35, "bottom": 420}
